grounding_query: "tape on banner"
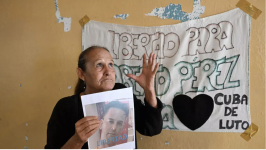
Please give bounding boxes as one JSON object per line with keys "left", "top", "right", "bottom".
{"left": 79, "top": 15, "right": 90, "bottom": 27}
{"left": 236, "top": 0, "right": 262, "bottom": 19}
{"left": 240, "top": 123, "right": 259, "bottom": 141}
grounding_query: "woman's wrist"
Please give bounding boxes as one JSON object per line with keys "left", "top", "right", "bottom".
{"left": 61, "top": 134, "right": 85, "bottom": 149}
{"left": 144, "top": 88, "right": 157, "bottom": 108}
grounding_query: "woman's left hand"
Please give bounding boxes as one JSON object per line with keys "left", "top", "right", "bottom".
{"left": 126, "top": 52, "right": 159, "bottom": 92}
{"left": 126, "top": 53, "right": 159, "bottom": 108}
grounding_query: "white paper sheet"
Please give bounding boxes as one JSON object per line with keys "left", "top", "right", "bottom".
{"left": 81, "top": 87, "right": 135, "bottom": 149}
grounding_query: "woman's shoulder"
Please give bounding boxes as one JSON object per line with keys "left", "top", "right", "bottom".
{"left": 48, "top": 94, "right": 80, "bottom": 126}
{"left": 54, "top": 94, "right": 80, "bottom": 110}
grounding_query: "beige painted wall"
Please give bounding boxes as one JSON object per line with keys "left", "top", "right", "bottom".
{"left": 0, "top": 0, "right": 264, "bottom": 148}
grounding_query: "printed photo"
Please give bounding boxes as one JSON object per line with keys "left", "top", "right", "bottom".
{"left": 84, "top": 99, "right": 134, "bottom": 149}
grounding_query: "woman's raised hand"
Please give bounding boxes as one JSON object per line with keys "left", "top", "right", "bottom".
{"left": 126, "top": 53, "right": 159, "bottom": 108}
{"left": 126, "top": 52, "right": 159, "bottom": 92}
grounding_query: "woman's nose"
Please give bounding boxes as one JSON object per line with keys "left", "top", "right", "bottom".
{"left": 104, "top": 65, "right": 113, "bottom": 76}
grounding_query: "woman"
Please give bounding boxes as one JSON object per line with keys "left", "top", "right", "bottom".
{"left": 45, "top": 46, "right": 163, "bottom": 149}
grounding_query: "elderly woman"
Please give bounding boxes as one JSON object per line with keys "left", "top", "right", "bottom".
{"left": 45, "top": 46, "right": 163, "bottom": 149}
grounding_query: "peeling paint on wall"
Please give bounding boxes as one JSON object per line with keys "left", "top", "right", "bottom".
{"left": 114, "top": 14, "right": 129, "bottom": 20}
{"left": 54, "top": 0, "right": 71, "bottom": 32}
{"left": 145, "top": 0, "right": 205, "bottom": 22}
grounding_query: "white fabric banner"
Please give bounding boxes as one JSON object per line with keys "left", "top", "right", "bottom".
{"left": 82, "top": 8, "right": 251, "bottom": 132}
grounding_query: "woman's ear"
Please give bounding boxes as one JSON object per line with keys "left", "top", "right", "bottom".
{"left": 76, "top": 68, "right": 85, "bottom": 81}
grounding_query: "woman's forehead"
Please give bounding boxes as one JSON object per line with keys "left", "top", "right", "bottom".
{"left": 87, "top": 48, "right": 113, "bottom": 61}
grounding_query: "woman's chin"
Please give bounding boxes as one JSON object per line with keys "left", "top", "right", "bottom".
{"left": 101, "top": 82, "right": 115, "bottom": 91}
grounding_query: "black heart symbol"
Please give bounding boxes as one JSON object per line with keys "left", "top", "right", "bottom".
{"left": 172, "top": 94, "right": 214, "bottom": 131}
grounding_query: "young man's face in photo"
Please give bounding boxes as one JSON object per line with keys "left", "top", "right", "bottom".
{"left": 100, "top": 107, "right": 126, "bottom": 140}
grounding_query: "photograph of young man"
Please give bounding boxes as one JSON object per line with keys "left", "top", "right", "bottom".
{"left": 97, "top": 101, "right": 129, "bottom": 149}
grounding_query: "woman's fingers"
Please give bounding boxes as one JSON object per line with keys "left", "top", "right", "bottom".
{"left": 153, "top": 63, "right": 159, "bottom": 75}
{"left": 83, "top": 123, "right": 100, "bottom": 135}
{"left": 126, "top": 74, "right": 138, "bottom": 82}
{"left": 151, "top": 53, "right": 156, "bottom": 71}
{"left": 78, "top": 119, "right": 101, "bottom": 133}
{"left": 84, "top": 125, "right": 100, "bottom": 139}
{"left": 148, "top": 52, "right": 153, "bottom": 68}
{"left": 76, "top": 123, "right": 100, "bottom": 143}
{"left": 76, "top": 116, "right": 97, "bottom": 127}
{"left": 142, "top": 53, "right": 147, "bottom": 68}
{"left": 74, "top": 116, "right": 101, "bottom": 143}
{"left": 75, "top": 116, "right": 98, "bottom": 132}
{"left": 147, "top": 53, "right": 157, "bottom": 71}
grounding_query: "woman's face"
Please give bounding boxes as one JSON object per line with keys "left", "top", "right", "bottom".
{"left": 83, "top": 48, "right": 115, "bottom": 93}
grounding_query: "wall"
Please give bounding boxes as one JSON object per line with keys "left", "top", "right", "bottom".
{"left": 0, "top": 0, "right": 264, "bottom": 148}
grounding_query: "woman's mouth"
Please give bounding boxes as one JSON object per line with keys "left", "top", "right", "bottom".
{"left": 102, "top": 79, "right": 113, "bottom": 82}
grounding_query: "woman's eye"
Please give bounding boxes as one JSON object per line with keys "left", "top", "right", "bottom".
{"left": 108, "top": 121, "right": 114, "bottom": 124}
{"left": 96, "top": 63, "right": 102, "bottom": 67}
{"left": 108, "top": 63, "right": 114, "bottom": 68}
